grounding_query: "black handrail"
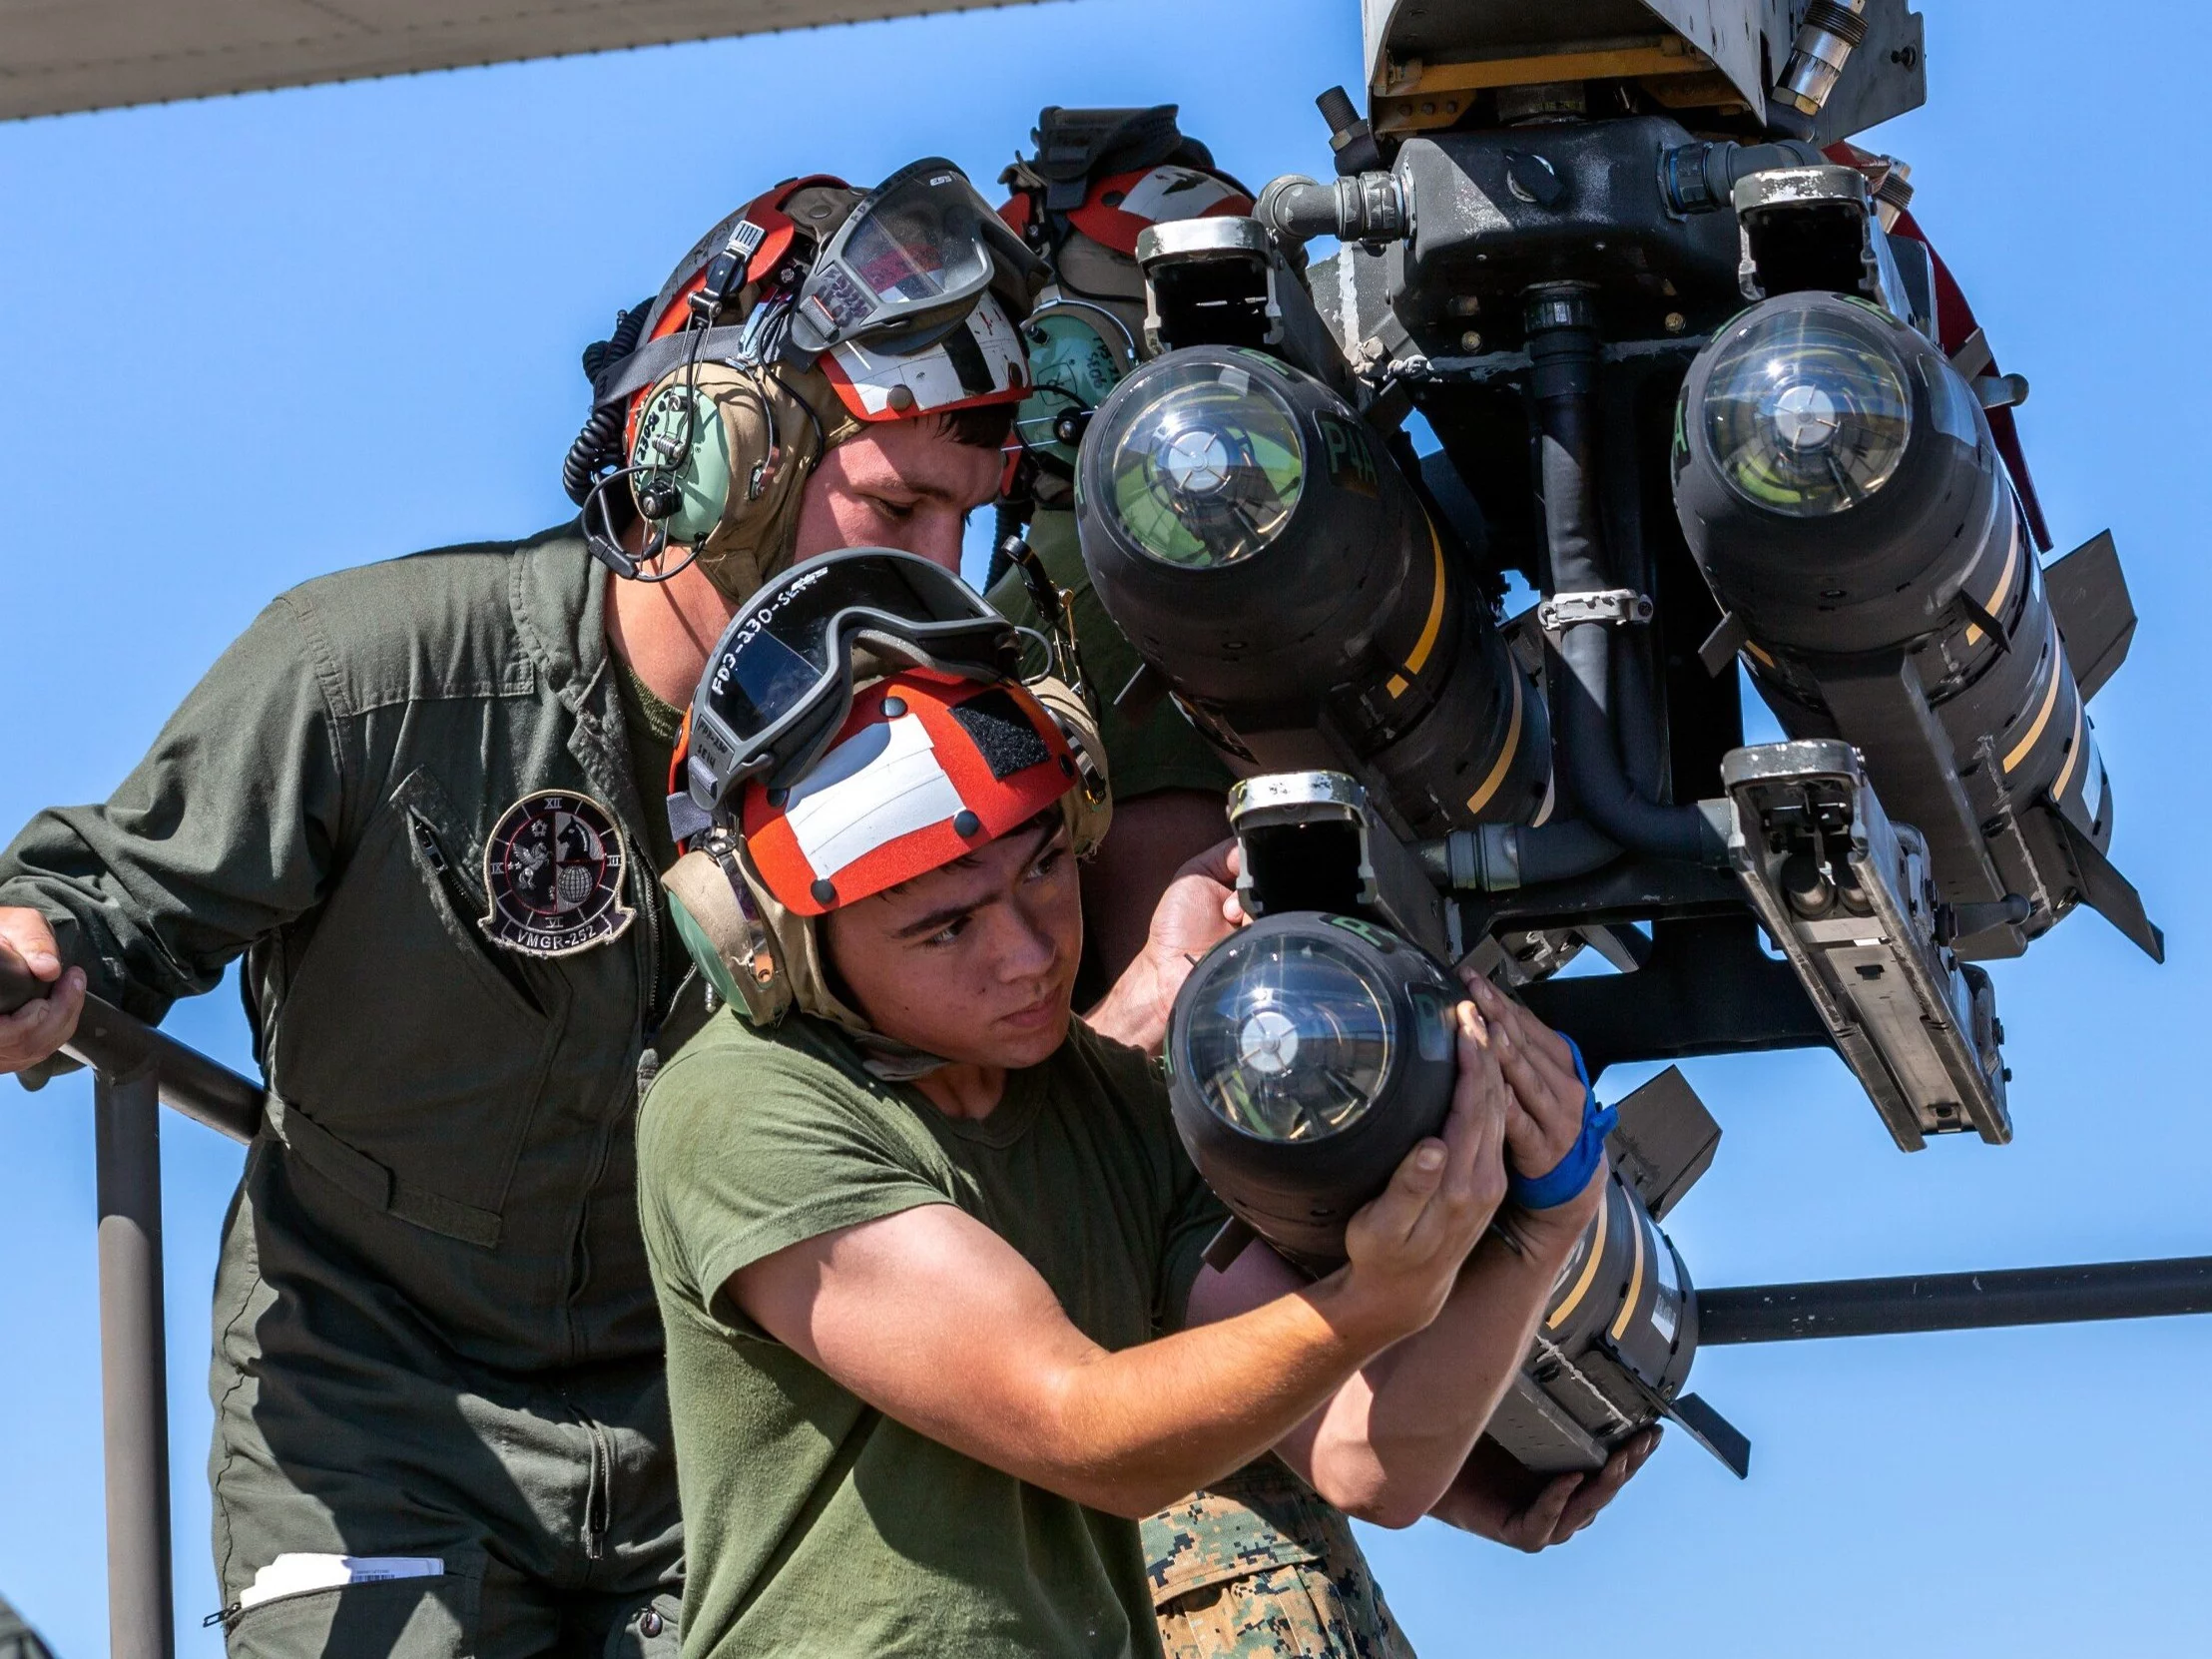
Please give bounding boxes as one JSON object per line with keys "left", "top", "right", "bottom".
{"left": 3, "top": 947, "right": 267, "bottom": 1658}
{"left": 1700, "top": 1256, "right": 2212, "bottom": 1343}
{"left": 0, "top": 956, "right": 261, "bottom": 1143}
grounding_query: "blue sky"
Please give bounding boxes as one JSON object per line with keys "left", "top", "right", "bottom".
{"left": 3, "top": 1, "right": 2208, "bottom": 1653}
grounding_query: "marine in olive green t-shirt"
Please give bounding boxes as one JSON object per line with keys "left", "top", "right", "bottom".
{"left": 637, "top": 1007, "right": 1227, "bottom": 1659}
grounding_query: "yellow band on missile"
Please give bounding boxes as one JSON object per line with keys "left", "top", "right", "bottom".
{"left": 1389, "top": 527, "right": 1450, "bottom": 701}
{"left": 1547, "top": 1184, "right": 1609, "bottom": 1332}
{"left": 2050, "top": 687, "right": 2086, "bottom": 803}
{"left": 1464, "top": 668, "right": 1525, "bottom": 818}
{"left": 2003, "top": 646, "right": 2065, "bottom": 776}
{"left": 1965, "top": 521, "right": 2021, "bottom": 649}
{"left": 1609, "top": 1202, "right": 1649, "bottom": 1343}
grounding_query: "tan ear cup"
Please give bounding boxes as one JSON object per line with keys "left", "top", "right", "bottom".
{"left": 665, "top": 827, "right": 887, "bottom": 1039}
{"left": 1048, "top": 232, "right": 1150, "bottom": 349}
{"left": 1027, "top": 674, "right": 1114, "bottom": 856}
{"left": 663, "top": 835, "right": 793, "bottom": 1027}
{"left": 632, "top": 358, "right": 862, "bottom": 606}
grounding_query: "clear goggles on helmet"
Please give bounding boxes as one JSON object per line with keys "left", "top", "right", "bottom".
{"left": 784, "top": 158, "right": 1041, "bottom": 362}
{"left": 684, "top": 549, "right": 1030, "bottom": 811}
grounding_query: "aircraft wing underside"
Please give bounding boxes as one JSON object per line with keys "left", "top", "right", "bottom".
{"left": 0, "top": 0, "right": 1050, "bottom": 123}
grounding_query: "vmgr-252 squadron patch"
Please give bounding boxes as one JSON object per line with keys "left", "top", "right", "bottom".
{"left": 480, "top": 790, "right": 636, "bottom": 956}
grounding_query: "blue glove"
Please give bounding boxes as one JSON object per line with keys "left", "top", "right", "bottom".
{"left": 1504, "top": 1033, "right": 1616, "bottom": 1211}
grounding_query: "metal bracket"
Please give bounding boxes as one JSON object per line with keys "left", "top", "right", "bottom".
{"left": 1228, "top": 771, "right": 1456, "bottom": 961}
{"left": 1537, "top": 588, "right": 1654, "bottom": 630}
{"left": 1721, "top": 739, "right": 2011, "bottom": 1149}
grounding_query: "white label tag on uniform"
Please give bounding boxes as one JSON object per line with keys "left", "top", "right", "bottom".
{"left": 240, "top": 1555, "right": 443, "bottom": 1608}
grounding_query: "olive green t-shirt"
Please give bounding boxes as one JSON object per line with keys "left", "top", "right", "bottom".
{"left": 988, "top": 509, "right": 1232, "bottom": 803}
{"left": 637, "top": 1008, "right": 1228, "bottom": 1659}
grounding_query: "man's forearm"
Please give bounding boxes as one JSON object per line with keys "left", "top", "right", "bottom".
{"left": 744, "top": 1048, "right": 1497, "bottom": 1525}
{"left": 1301, "top": 1229, "right": 1568, "bottom": 1527}
{"left": 1029, "top": 1272, "right": 1405, "bottom": 1518}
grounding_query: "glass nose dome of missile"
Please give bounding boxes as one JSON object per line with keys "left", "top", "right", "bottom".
{"left": 1102, "top": 356, "right": 1305, "bottom": 567}
{"left": 1703, "top": 305, "right": 1914, "bottom": 518}
{"left": 1176, "top": 927, "right": 1391, "bottom": 1143}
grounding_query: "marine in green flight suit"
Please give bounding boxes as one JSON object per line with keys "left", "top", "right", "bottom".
{"left": 3, "top": 528, "right": 691, "bottom": 1653}
{"left": 0, "top": 170, "right": 1027, "bottom": 1654}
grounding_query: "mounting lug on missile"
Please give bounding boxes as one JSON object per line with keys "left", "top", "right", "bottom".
{"left": 1537, "top": 589, "right": 1654, "bottom": 630}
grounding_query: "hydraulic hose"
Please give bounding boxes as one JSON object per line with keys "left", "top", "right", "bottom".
{"left": 1418, "top": 819, "right": 1620, "bottom": 893}
{"left": 1659, "top": 140, "right": 1825, "bottom": 214}
{"left": 1255, "top": 172, "right": 1408, "bottom": 248}
{"left": 1527, "top": 286, "right": 1718, "bottom": 863}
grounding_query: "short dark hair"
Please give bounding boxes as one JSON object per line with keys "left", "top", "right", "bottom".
{"left": 925, "top": 400, "right": 1017, "bottom": 452}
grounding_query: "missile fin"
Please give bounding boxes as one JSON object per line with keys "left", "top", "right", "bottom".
{"left": 2046, "top": 806, "right": 2164, "bottom": 963}
{"left": 1200, "top": 1216, "right": 1256, "bottom": 1275}
{"left": 1606, "top": 1066, "right": 1721, "bottom": 1221}
{"left": 2043, "top": 530, "right": 2136, "bottom": 702}
{"left": 1660, "top": 1391, "right": 1752, "bottom": 1480}
{"left": 1698, "top": 611, "right": 1749, "bottom": 679}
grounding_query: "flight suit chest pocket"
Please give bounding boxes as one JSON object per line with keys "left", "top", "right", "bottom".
{"left": 266, "top": 768, "right": 572, "bottom": 1247}
{"left": 395, "top": 770, "right": 560, "bottom": 1023}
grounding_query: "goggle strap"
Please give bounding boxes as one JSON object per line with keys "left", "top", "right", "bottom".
{"left": 690, "top": 552, "right": 1019, "bottom": 807}
{"left": 590, "top": 323, "right": 755, "bottom": 407}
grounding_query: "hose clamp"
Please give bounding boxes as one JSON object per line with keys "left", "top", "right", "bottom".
{"left": 1537, "top": 589, "right": 1654, "bottom": 630}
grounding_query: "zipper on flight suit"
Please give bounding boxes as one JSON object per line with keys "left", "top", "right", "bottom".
{"left": 583, "top": 1415, "right": 614, "bottom": 1562}
{"left": 623, "top": 790, "right": 665, "bottom": 1096}
{"left": 554, "top": 754, "right": 677, "bottom": 1357}
{"left": 409, "top": 815, "right": 546, "bottom": 1015}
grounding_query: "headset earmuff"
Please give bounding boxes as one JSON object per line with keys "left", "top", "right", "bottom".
{"left": 594, "top": 176, "right": 854, "bottom": 583}
{"left": 664, "top": 828, "right": 792, "bottom": 1027}
{"left": 1023, "top": 673, "right": 1114, "bottom": 858}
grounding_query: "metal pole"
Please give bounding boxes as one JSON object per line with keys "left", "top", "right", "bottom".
{"left": 94, "top": 1062, "right": 176, "bottom": 1659}
{"left": 1698, "top": 1255, "right": 2212, "bottom": 1345}
{"left": 0, "top": 957, "right": 263, "bottom": 1144}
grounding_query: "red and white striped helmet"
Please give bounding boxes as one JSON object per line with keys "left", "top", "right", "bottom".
{"left": 1063, "top": 165, "right": 1255, "bottom": 256}
{"left": 820, "top": 290, "right": 1029, "bottom": 424}
{"left": 741, "top": 672, "right": 1079, "bottom": 916}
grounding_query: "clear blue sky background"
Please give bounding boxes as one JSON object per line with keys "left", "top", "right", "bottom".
{"left": 2, "top": 2, "right": 2207, "bottom": 1652}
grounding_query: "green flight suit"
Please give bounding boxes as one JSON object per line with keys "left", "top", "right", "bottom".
{"left": 990, "top": 512, "right": 1411, "bottom": 1659}
{"left": 0, "top": 527, "right": 688, "bottom": 1656}
{"left": 986, "top": 509, "right": 1232, "bottom": 805}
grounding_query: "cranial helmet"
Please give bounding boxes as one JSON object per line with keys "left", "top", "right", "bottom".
{"left": 564, "top": 163, "right": 1046, "bottom": 602}
{"left": 996, "top": 107, "right": 1254, "bottom": 490}
{"left": 660, "top": 550, "right": 1112, "bottom": 1074}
